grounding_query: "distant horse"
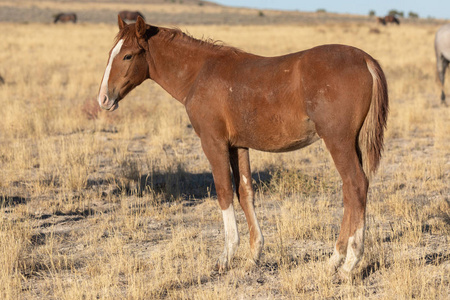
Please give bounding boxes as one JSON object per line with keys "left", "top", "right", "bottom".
{"left": 385, "top": 15, "right": 400, "bottom": 24}
{"left": 435, "top": 23, "right": 450, "bottom": 104}
{"left": 379, "top": 15, "right": 400, "bottom": 25}
{"left": 376, "top": 17, "right": 386, "bottom": 25}
{"left": 0, "top": 75, "right": 4, "bottom": 85}
{"left": 118, "top": 11, "right": 145, "bottom": 22}
{"left": 54, "top": 13, "right": 77, "bottom": 23}
{"left": 98, "top": 16, "right": 389, "bottom": 275}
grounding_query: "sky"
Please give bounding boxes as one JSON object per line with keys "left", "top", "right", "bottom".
{"left": 213, "top": 0, "right": 450, "bottom": 20}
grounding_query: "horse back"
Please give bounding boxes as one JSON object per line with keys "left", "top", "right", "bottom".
{"left": 186, "top": 44, "right": 374, "bottom": 152}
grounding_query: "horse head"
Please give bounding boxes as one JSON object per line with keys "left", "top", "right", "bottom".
{"left": 97, "top": 16, "right": 151, "bottom": 111}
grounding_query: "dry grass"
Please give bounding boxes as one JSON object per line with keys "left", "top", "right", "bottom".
{"left": 0, "top": 6, "right": 449, "bottom": 300}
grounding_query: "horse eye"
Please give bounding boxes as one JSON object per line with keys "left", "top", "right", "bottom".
{"left": 123, "top": 54, "right": 132, "bottom": 61}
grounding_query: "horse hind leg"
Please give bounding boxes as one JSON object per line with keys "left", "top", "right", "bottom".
{"left": 324, "top": 138, "right": 369, "bottom": 274}
{"left": 229, "top": 147, "right": 264, "bottom": 264}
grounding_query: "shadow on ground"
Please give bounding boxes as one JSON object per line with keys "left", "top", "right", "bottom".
{"left": 110, "top": 169, "right": 274, "bottom": 201}
{"left": 0, "top": 196, "right": 28, "bottom": 208}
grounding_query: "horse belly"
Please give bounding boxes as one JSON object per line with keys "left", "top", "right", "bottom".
{"left": 233, "top": 113, "right": 320, "bottom": 152}
{"left": 261, "top": 130, "right": 320, "bottom": 153}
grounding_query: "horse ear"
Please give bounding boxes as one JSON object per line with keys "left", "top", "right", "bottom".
{"left": 118, "top": 15, "right": 125, "bottom": 30}
{"left": 135, "top": 16, "right": 147, "bottom": 38}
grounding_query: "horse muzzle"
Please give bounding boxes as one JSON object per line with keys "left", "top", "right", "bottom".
{"left": 98, "top": 92, "right": 119, "bottom": 111}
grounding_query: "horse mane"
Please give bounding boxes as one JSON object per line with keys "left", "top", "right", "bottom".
{"left": 160, "top": 28, "right": 243, "bottom": 54}
{"left": 116, "top": 24, "right": 243, "bottom": 55}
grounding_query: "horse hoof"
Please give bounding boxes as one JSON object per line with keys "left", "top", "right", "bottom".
{"left": 337, "top": 268, "right": 354, "bottom": 283}
{"left": 214, "top": 257, "right": 229, "bottom": 273}
{"left": 327, "top": 250, "right": 345, "bottom": 274}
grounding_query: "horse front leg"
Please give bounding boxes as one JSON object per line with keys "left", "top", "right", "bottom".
{"left": 229, "top": 147, "right": 264, "bottom": 264}
{"left": 201, "top": 138, "right": 239, "bottom": 271}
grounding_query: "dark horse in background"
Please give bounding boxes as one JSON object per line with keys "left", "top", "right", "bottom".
{"left": 97, "top": 16, "right": 388, "bottom": 276}
{"left": 54, "top": 13, "right": 77, "bottom": 23}
{"left": 377, "top": 15, "right": 400, "bottom": 25}
{"left": 435, "top": 23, "right": 450, "bottom": 105}
{"left": 118, "top": 11, "right": 145, "bottom": 22}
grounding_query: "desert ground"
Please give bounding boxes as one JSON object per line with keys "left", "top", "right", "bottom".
{"left": 0, "top": 0, "right": 449, "bottom": 299}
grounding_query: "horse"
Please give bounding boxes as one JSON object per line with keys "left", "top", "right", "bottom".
{"left": 54, "top": 13, "right": 77, "bottom": 23}
{"left": 383, "top": 15, "right": 400, "bottom": 25}
{"left": 435, "top": 23, "right": 450, "bottom": 105}
{"left": 97, "top": 16, "right": 389, "bottom": 275}
{"left": 0, "top": 75, "right": 4, "bottom": 85}
{"left": 118, "top": 11, "right": 145, "bottom": 22}
{"left": 376, "top": 17, "right": 386, "bottom": 25}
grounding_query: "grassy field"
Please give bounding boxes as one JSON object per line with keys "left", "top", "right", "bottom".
{"left": 0, "top": 2, "right": 449, "bottom": 299}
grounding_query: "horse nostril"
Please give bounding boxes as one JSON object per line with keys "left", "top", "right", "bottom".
{"left": 103, "top": 95, "right": 108, "bottom": 105}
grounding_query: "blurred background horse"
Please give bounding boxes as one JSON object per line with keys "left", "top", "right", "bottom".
{"left": 435, "top": 23, "right": 450, "bottom": 105}
{"left": 118, "top": 11, "right": 146, "bottom": 22}
{"left": 377, "top": 15, "right": 400, "bottom": 25}
{"left": 54, "top": 13, "right": 77, "bottom": 23}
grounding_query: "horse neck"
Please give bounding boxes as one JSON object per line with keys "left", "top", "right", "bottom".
{"left": 147, "top": 33, "right": 215, "bottom": 105}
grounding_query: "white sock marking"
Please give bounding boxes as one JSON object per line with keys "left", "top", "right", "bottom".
{"left": 222, "top": 204, "right": 239, "bottom": 261}
{"left": 329, "top": 244, "right": 345, "bottom": 270}
{"left": 342, "top": 226, "right": 365, "bottom": 273}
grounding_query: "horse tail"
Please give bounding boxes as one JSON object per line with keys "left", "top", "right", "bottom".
{"left": 359, "top": 58, "right": 389, "bottom": 179}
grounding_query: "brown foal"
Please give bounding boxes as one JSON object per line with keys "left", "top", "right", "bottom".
{"left": 98, "top": 16, "right": 388, "bottom": 274}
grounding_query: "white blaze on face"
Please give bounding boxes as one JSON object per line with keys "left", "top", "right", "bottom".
{"left": 98, "top": 39, "right": 124, "bottom": 106}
